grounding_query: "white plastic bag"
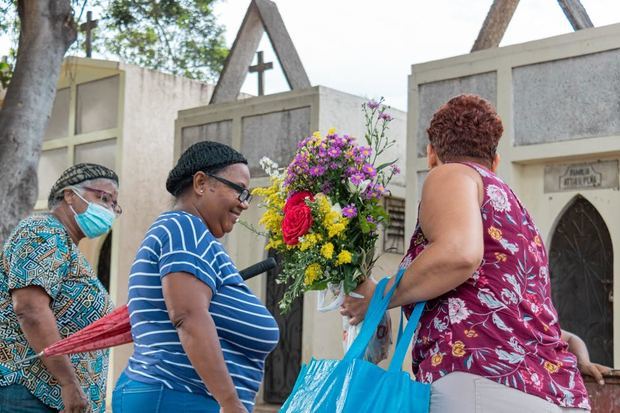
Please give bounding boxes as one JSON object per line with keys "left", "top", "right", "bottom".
{"left": 317, "top": 282, "right": 392, "bottom": 364}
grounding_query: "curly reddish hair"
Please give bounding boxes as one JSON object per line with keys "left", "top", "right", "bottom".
{"left": 427, "top": 94, "right": 503, "bottom": 168}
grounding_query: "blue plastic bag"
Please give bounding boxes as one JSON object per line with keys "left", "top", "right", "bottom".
{"left": 280, "top": 269, "right": 430, "bottom": 413}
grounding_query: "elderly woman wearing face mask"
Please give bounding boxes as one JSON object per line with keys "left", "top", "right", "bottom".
{"left": 0, "top": 163, "right": 121, "bottom": 413}
{"left": 112, "top": 141, "right": 279, "bottom": 413}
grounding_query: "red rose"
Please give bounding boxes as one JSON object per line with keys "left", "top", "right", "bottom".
{"left": 282, "top": 205, "right": 314, "bottom": 245}
{"left": 283, "top": 191, "right": 314, "bottom": 214}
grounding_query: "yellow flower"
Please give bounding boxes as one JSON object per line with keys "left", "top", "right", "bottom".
{"left": 544, "top": 361, "right": 559, "bottom": 374}
{"left": 299, "top": 233, "right": 322, "bottom": 251}
{"left": 464, "top": 329, "right": 478, "bottom": 338}
{"left": 451, "top": 341, "right": 466, "bottom": 357}
{"left": 494, "top": 252, "right": 507, "bottom": 262}
{"left": 328, "top": 222, "right": 346, "bottom": 238}
{"left": 534, "top": 235, "right": 542, "bottom": 246}
{"left": 321, "top": 242, "right": 334, "bottom": 259}
{"left": 336, "top": 250, "right": 352, "bottom": 266}
{"left": 313, "top": 131, "right": 322, "bottom": 138}
{"left": 488, "top": 226, "right": 502, "bottom": 241}
{"left": 431, "top": 353, "right": 443, "bottom": 367}
{"left": 315, "top": 193, "right": 332, "bottom": 216}
{"left": 258, "top": 210, "right": 283, "bottom": 234}
{"left": 324, "top": 210, "right": 340, "bottom": 225}
{"left": 265, "top": 238, "right": 283, "bottom": 251}
{"left": 304, "top": 263, "right": 322, "bottom": 285}
{"left": 327, "top": 127, "right": 336, "bottom": 135}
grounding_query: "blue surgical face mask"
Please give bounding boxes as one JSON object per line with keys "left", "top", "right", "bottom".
{"left": 70, "top": 190, "right": 116, "bottom": 238}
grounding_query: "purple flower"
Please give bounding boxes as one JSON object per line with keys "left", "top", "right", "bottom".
{"left": 327, "top": 146, "right": 341, "bottom": 158}
{"left": 362, "top": 163, "right": 377, "bottom": 178}
{"left": 298, "top": 137, "right": 311, "bottom": 148}
{"left": 379, "top": 112, "right": 393, "bottom": 121}
{"left": 367, "top": 100, "right": 380, "bottom": 110}
{"left": 321, "top": 182, "right": 333, "bottom": 193}
{"left": 349, "top": 173, "right": 365, "bottom": 185}
{"left": 363, "top": 183, "right": 388, "bottom": 200}
{"left": 333, "top": 136, "right": 345, "bottom": 147}
{"left": 342, "top": 204, "right": 358, "bottom": 218}
{"left": 309, "top": 165, "right": 326, "bottom": 176}
{"left": 346, "top": 166, "right": 358, "bottom": 176}
{"left": 390, "top": 164, "right": 401, "bottom": 175}
{"left": 359, "top": 146, "right": 372, "bottom": 158}
{"left": 366, "top": 215, "right": 377, "bottom": 224}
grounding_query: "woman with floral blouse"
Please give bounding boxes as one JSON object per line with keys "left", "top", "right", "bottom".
{"left": 342, "top": 95, "right": 591, "bottom": 412}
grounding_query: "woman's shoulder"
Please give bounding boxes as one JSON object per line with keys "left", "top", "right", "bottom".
{"left": 422, "top": 163, "right": 482, "bottom": 197}
{"left": 149, "top": 211, "right": 218, "bottom": 249}
{"left": 150, "top": 210, "right": 206, "bottom": 232}
{"left": 3, "top": 214, "right": 70, "bottom": 260}
{"left": 8, "top": 214, "right": 66, "bottom": 243}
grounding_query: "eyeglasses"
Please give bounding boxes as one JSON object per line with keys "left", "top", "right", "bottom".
{"left": 206, "top": 174, "right": 252, "bottom": 204}
{"left": 81, "top": 186, "right": 123, "bottom": 215}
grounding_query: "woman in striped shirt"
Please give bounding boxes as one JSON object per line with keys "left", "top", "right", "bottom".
{"left": 112, "top": 141, "right": 279, "bottom": 413}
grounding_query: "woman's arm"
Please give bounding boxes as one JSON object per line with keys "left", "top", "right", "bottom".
{"left": 562, "top": 329, "right": 612, "bottom": 385}
{"left": 343, "top": 164, "right": 484, "bottom": 324}
{"left": 12, "top": 286, "right": 89, "bottom": 413}
{"left": 162, "top": 272, "right": 247, "bottom": 413}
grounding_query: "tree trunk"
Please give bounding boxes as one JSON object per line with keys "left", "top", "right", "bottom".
{"left": 0, "top": 0, "right": 76, "bottom": 241}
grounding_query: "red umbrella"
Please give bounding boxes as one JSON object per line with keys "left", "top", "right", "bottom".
{"left": 17, "top": 305, "right": 132, "bottom": 365}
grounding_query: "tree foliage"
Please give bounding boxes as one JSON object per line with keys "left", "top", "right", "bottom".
{"left": 0, "top": 0, "right": 228, "bottom": 84}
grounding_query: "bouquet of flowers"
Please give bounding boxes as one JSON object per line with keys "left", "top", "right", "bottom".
{"left": 253, "top": 99, "right": 400, "bottom": 362}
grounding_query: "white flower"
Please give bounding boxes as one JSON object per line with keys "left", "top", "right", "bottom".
{"left": 346, "top": 178, "right": 371, "bottom": 194}
{"left": 331, "top": 202, "right": 342, "bottom": 214}
{"left": 486, "top": 184, "right": 511, "bottom": 212}
{"left": 259, "top": 156, "right": 281, "bottom": 178}
{"left": 448, "top": 297, "right": 471, "bottom": 324}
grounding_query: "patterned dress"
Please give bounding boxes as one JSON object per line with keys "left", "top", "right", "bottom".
{"left": 402, "top": 162, "right": 590, "bottom": 410}
{"left": 0, "top": 214, "right": 113, "bottom": 413}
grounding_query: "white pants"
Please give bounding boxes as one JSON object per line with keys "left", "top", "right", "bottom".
{"left": 430, "top": 372, "right": 589, "bottom": 413}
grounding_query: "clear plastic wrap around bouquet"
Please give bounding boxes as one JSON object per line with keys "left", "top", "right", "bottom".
{"left": 252, "top": 99, "right": 399, "bottom": 364}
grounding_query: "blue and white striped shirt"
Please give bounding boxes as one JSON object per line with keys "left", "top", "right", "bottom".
{"left": 125, "top": 211, "right": 279, "bottom": 411}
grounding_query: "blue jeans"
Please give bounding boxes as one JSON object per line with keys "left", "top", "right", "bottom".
{"left": 0, "top": 384, "right": 58, "bottom": 413}
{"left": 112, "top": 371, "right": 220, "bottom": 413}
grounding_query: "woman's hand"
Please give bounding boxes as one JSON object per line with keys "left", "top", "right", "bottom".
{"left": 577, "top": 361, "right": 612, "bottom": 385}
{"left": 341, "top": 278, "right": 377, "bottom": 325}
{"left": 562, "top": 329, "right": 612, "bottom": 385}
{"left": 60, "top": 381, "right": 89, "bottom": 413}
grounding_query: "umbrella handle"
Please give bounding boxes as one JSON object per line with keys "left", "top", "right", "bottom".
{"left": 14, "top": 351, "right": 45, "bottom": 367}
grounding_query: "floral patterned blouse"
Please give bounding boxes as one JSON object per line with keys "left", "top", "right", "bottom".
{"left": 402, "top": 162, "right": 589, "bottom": 410}
{"left": 0, "top": 214, "right": 113, "bottom": 413}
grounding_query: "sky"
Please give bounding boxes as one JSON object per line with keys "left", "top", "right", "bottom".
{"left": 2, "top": 0, "right": 620, "bottom": 110}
